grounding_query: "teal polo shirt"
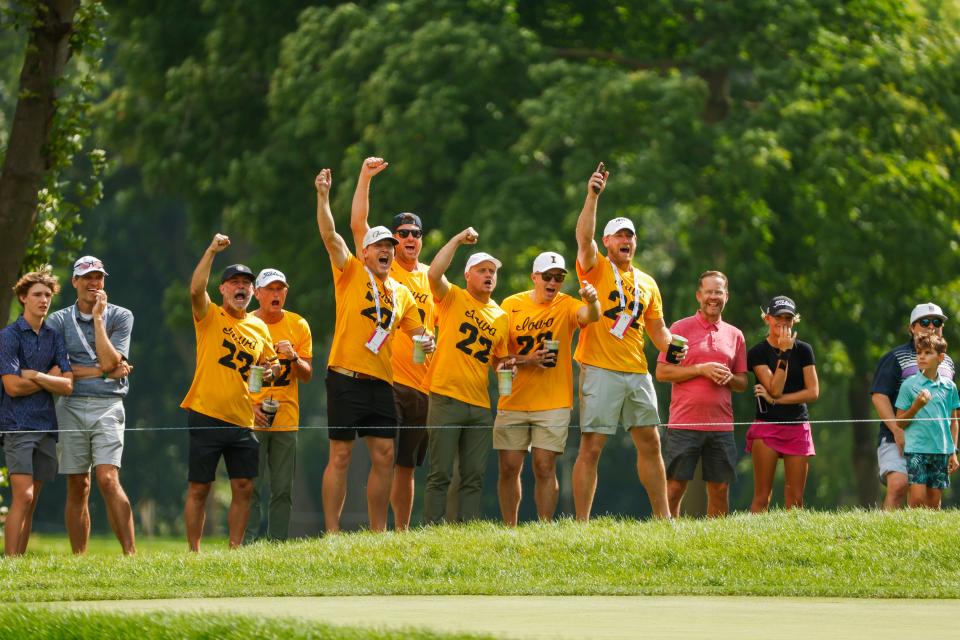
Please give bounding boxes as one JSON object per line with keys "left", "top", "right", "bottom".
{"left": 895, "top": 372, "right": 960, "bottom": 454}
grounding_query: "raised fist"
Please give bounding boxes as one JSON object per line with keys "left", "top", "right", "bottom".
{"left": 315, "top": 168, "right": 332, "bottom": 197}
{"left": 209, "top": 234, "right": 230, "bottom": 253}
{"left": 461, "top": 227, "right": 479, "bottom": 245}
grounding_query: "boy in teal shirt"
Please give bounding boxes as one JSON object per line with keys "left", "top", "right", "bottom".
{"left": 895, "top": 334, "right": 960, "bottom": 509}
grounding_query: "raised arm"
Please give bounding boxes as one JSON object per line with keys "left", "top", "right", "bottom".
{"left": 315, "top": 168, "right": 350, "bottom": 270}
{"left": 576, "top": 167, "right": 608, "bottom": 272}
{"left": 428, "top": 227, "right": 477, "bottom": 302}
{"left": 350, "top": 157, "right": 389, "bottom": 254}
{"left": 190, "top": 233, "right": 230, "bottom": 322}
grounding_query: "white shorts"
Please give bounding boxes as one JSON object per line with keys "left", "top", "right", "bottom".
{"left": 579, "top": 364, "right": 659, "bottom": 435}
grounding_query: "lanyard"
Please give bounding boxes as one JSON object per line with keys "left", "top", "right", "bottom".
{"left": 609, "top": 258, "right": 641, "bottom": 318}
{"left": 70, "top": 305, "right": 99, "bottom": 362}
{"left": 365, "top": 268, "right": 397, "bottom": 332}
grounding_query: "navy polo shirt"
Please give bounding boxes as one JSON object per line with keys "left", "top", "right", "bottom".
{"left": 0, "top": 316, "right": 72, "bottom": 433}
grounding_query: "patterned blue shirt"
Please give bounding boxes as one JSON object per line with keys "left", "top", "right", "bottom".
{"left": 0, "top": 316, "right": 72, "bottom": 433}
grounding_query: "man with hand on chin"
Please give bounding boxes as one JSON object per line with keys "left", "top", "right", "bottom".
{"left": 314, "top": 168, "right": 433, "bottom": 533}
{"left": 47, "top": 256, "right": 136, "bottom": 555}
{"left": 180, "top": 234, "right": 277, "bottom": 551}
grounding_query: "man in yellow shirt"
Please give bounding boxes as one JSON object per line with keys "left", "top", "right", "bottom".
{"left": 180, "top": 233, "right": 278, "bottom": 551}
{"left": 245, "top": 268, "right": 313, "bottom": 542}
{"left": 572, "top": 168, "right": 684, "bottom": 521}
{"left": 314, "top": 168, "right": 433, "bottom": 533}
{"left": 424, "top": 227, "right": 512, "bottom": 524}
{"left": 496, "top": 252, "right": 600, "bottom": 525}
{"left": 349, "top": 156, "right": 436, "bottom": 530}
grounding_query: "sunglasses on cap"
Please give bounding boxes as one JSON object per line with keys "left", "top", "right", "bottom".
{"left": 918, "top": 318, "right": 944, "bottom": 328}
{"left": 539, "top": 272, "right": 566, "bottom": 283}
{"left": 396, "top": 229, "right": 422, "bottom": 239}
{"left": 76, "top": 259, "right": 104, "bottom": 270}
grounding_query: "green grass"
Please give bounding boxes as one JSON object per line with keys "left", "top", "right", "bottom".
{"left": 0, "top": 607, "right": 490, "bottom": 639}
{"left": 3, "top": 510, "right": 960, "bottom": 601}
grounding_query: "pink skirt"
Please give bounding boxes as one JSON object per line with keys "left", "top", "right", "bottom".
{"left": 745, "top": 420, "right": 816, "bottom": 457}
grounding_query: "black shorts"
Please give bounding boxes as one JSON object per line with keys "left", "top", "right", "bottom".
{"left": 664, "top": 428, "right": 737, "bottom": 484}
{"left": 187, "top": 410, "right": 260, "bottom": 483}
{"left": 326, "top": 369, "right": 397, "bottom": 441}
{"left": 393, "top": 382, "right": 429, "bottom": 468}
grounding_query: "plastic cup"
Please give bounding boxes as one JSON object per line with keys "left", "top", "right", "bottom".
{"left": 261, "top": 397, "right": 280, "bottom": 427}
{"left": 497, "top": 368, "right": 513, "bottom": 395}
{"left": 543, "top": 339, "right": 560, "bottom": 368}
{"left": 412, "top": 335, "right": 428, "bottom": 364}
{"left": 248, "top": 365, "right": 264, "bottom": 393}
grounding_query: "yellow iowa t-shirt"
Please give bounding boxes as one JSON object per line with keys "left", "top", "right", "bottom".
{"left": 181, "top": 305, "right": 276, "bottom": 427}
{"left": 573, "top": 257, "right": 663, "bottom": 374}
{"left": 499, "top": 291, "right": 584, "bottom": 412}
{"left": 251, "top": 310, "right": 313, "bottom": 432}
{"left": 425, "top": 284, "right": 509, "bottom": 409}
{"left": 327, "top": 255, "right": 421, "bottom": 383}
{"left": 389, "top": 262, "right": 434, "bottom": 393}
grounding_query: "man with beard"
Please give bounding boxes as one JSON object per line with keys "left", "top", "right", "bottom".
{"left": 47, "top": 256, "right": 137, "bottom": 554}
{"left": 315, "top": 168, "right": 433, "bottom": 533}
{"left": 496, "top": 252, "right": 600, "bottom": 525}
{"left": 349, "top": 157, "right": 436, "bottom": 529}
{"left": 655, "top": 270, "right": 748, "bottom": 517}
{"left": 180, "top": 233, "right": 278, "bottom": 551}
{"left": 423, "top": 228, "right": 512, "bottom": 524}
{"left": 572, "top": 167, "right": 683, "bottom": 520}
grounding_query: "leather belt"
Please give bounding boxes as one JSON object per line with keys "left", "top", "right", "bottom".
{"left": 330, "top": 366, "right": 379, "bottom": 380}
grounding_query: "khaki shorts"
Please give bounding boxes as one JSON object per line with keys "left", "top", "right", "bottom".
{"left": 56, "top": 396, "right": 125, "bottom": 474}
{"left": 579, "top": 364, "right": 659, "bottom": 435}
{"left": 493, "top": 408, "right": 571, "bottom": 453}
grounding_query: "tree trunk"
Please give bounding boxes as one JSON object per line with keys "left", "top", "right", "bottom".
{"left": 849, "top": 373, "right": 879, "bottom": 506}
{"left": 0, "top": 0, "right": 79, "bottom": 322}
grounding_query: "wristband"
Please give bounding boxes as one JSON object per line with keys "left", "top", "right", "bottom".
{"left": 776, "top": 350, "right": 791, "bottom": 362}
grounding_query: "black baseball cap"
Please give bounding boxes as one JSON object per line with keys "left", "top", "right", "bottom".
{"left": 220, "top": 264, "right": 254, "bottom": 283}
{"left": 765, "top": 295, "right": 797, "bottom": 317}
{"left": 392, "top": 212, "right": 423, "bottom": 231}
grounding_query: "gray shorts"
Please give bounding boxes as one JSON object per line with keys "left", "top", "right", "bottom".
{"left": 3, "top": 432, "right": 58, "bottom": 482}
{"left": 664, "top": 428, "right": 738, "bottom": 484}
{"left": 877, "top": 440, "right": 907, "bottom": 484}
{"left": 579, "top": 364, "right": 660, "bottom": 435}
{"left": 56, "top": 396, "right": 125, "bottom": 474}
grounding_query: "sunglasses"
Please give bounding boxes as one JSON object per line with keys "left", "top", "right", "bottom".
{"left": 76, "top": 260, "right": 103, "bottom": 270}
{"left": 539, "top": 273, "right": 566, "bottom": 283}
{"left": 396, "top": 229, "right": 422, "bottom": 239}
{"left": 918, "top": 318, "right": 944, "bottom": 328}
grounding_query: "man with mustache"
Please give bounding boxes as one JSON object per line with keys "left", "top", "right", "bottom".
{"left": 47, "top": 256, "right": 137, "bottom": 555}
{"left": 315, "top": 168, "right": 433, "bottom": 533}
{"left": 180, "top": 234, "right": 278, "bottom": 551}
{"left": 496, "top": 252, "right": 600, "bottom": 525}
{"left": 350, "top": 157, "right": 436, "bottom": 530}
{"left": 244, "top": 268, "right": 313, "bottom": 542}
{"left": 423, "top": 228, "right": 512, "bottom": 524}
{"left": 572, "top": 167, "right": 683, "bottom": 520}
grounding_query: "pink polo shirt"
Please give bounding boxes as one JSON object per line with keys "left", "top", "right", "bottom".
{"left": 657, "top": 311, "right": 747, "bottom": 431}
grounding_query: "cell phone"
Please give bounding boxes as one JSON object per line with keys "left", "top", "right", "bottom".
{"left": 592, "top": 162, "right": 606, "bottom": 194}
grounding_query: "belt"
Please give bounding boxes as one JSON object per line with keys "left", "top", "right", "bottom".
{"left": 330, "top": 366, "right": 380, "bottom": 381}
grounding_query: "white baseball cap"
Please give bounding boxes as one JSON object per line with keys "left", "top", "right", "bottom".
{"left": 910, "top": 302, "right": 947, "bottom": 325}
{"left": 603, "top": 217, "right": 636, "bottom": 237}
{"left": 73, "top": 256, "right": 108, "bottom": 277}
{"left": 255, "top": 268, "right": 287, "bottom": 289}
{"left": 532, "top": 252, "right": 567, "bottom": 274}
{"left": 363, "top": 225, "right": 400, "bottom": 248}
{"left": 464, "top": 252, "right": 502, "bottom": 274}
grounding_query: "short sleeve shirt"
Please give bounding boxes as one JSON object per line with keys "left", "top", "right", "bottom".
{"left": 0, "top": 316, "right": 72, "bottom": 433}
{"left": 47, "top": 303, "right": 133, "bottom": 398}
{"left": 251, "top": 310, "right": 312, "bottom": 432}
{"left": 871, "top": 341, "right": 955, "bottom": 445}
{"left": 327, "top": 255, "right": 421, "bottom": 383}
{"left": 748, "top": 339, "right": 816, "bottom": 424}
{"left": 573, "top": 257, "right": 663, "bottom": 374}
{"left": 389, "top": 262, "right": 435, "bottom": 393}
{"left": 425, "top": 285, "right": 509, "bottom": 409}
{"left": 894, "top": 373, "right": 960, "bottom": 454}
{"left": 657, "top": 311, "right": 747, "bottom": 431}
{"left": 498, "top": 291, "right": 583, "bottom": 412}
{"left": 180, "top": 305, "right": 276, "bottom": 427}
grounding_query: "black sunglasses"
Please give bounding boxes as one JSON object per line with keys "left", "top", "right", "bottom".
{"left": 918, "top": 318, "right": 944, "bottom": 328}
{"left": 540, "top": 273, "right": 566, "bottom": 283}
{"left": 396, "top": 229, "right": 422, "bottom": 239}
